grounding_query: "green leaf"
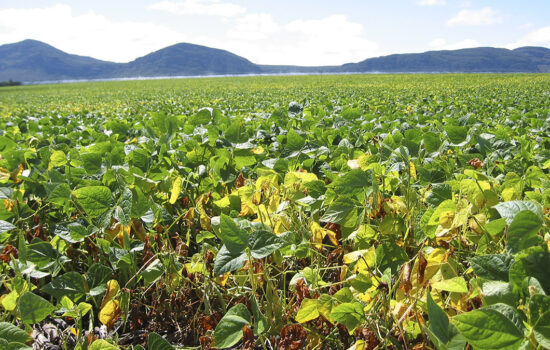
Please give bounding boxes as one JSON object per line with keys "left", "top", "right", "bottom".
{"left": 114, "top": 188, "right": 132, "bottom": 226}
{"left": 509, "top": 247, "right": 550, "bottom": 295}
{"left": 493, "top": 201, "right": 543, "bottom": 225}
{"left": 530, "top": 294, "right": 550, "bottom": 326}
{"left": 213, "top": 245, "right": 247, "bottom": 276}
{"left": 4, "top": 342, "right": 32, "bottom": 350}
{"left": 484, "top": 218, "right": 507, "bottom": 237}
{"left": 73, "top": 186, "right": 113, "bottom": 218}
{"left": 214, "top": 304, "right": 251, "bottom": 349}
{"left": 426, "top": 183, "right": 453, "bottom": 207}
{"left": 86, "top": 264, "right": 112, "bottom": 296}
{"left": 470, "top": 254, "right": 511, "bottom": 281}
{"left": 89, "top": 339, "right": 120, "bottom": 350}
{"left": 0, "top": 188, "right": 13, "bottom": 200}
{"left": 42, "top": 271, "right": 87, "bottom": 299}
{"left": 427, "top": 293, "right": 451, "bottom": 344}
{"left": 329, "top": 169, "right": 370, "bottom": 195}
{"left": 80, "top": 152, "right": 102, "bottom": 173}
{"left": 453, "top": 309, "right": 524, "bottom": 350}
{"left": 530, "top": 295, "right": 550, "bottom": 349}
{"left": 18, "top": 292, "right": 56, "bottom": 325}
{"left": 432, "top": 277, "right": 468, "bottom": 294}
{"left": 333, "top": 288, "right": 355, "bottom": 304}
{"left": 26, "top": 239, "right": 60, "bottom": 268}
{"left": 147, "top": 332, "right": 174, "bottom": 350}
{"left": 251, "top": 296, "right": 267, "bottom": 335}
{"left": 47, "top": 183, "right": 71, "bottom": 207}
{"left": 321, "top": 198, "right": 356, "bottom": 224}
{"left": 506, "top": 210, "right": 543, "bottom": 254}
{"left": 330, "top": 302, "right": 364, "bottom": 333}
{"left": 218, "top": 214, "right": 248, "bottom": 254}
{"left": 286, "top": 130, "right": 305, "bottom": 151}
{"left": 141, "top": 259, "right": 164, "bottom": 285}
{"left": 55, "top": 222, "right": 92, "bottom": 243}
{"left": 444, "top": 126, "right": 468, "bottom": 145}
{"left": 533, "top": 312, "right": 550, "bottom": 349}
{"left": 424, "top": 132, "right": 442, "bottom": 153}
{"left": 62, "top": 302, "right": 92, "bottom": 318}
{"left": 350, "top": 272, "right": 373, "bottom": 293}
{"left": 0, "top": 322, "right": 30, "bottom": 343}
{"left": 375, "top": 242, "right": 408, "bottom": 273}
{"left": 0, "top": 220, "right": 15, "bottom": 234}
{"left": 481, "top": 281, "right": 517, "bottom": 306}
{"left": 49, "top": 150, "right": 67, "bottom": 168}
{"left": 131, "top": 187, "right": 150, "bottom": 218}
{"left": 296, "top": 298, "right": 319, "bottom": 323}
{"left": 249, "top": 230, "right": 285, "bottom": 259}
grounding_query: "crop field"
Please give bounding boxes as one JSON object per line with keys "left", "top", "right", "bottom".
{"left": 0, "top": 74, "right": 549, "bottom": 350}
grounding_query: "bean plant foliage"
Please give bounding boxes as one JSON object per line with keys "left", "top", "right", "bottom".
{"left": 0, "top": 74, "right": 549, "bottom": 349}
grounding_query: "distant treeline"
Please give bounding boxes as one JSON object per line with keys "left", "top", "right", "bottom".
{"left": 0, "top": 80, "right": 22, "bottom": 87}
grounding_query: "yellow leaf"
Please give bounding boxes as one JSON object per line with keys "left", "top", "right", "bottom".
{"left": 344, "top": 248, "right": 376, "bottom": 274}
{"left": 130, "top": 218, "right": 147, "bottom": 241}
{"left": 100, "top": 280, "right": 120, "bottom": 309}
{"left": 105, "top": 222, "right": 122, "bottom": 242}
{"left": 267, "top": 192, "right": 280, "bottom": 213}
{"left": 117, "top": 225, "right": 131, "bottom": 245}
{"left": 273, "top": 214, "right": 291, "bottom": 235}
{"left": 310, "top": 222, "right": 326, "bottom": 249}
{"left": 99, "top": 300, "right": 121, "bottom": 328}
{"left": 1, "top": 290, "right": 18, "bottom": 311}
{"left": 3, "top": 199, "right": 14, "bottom": 212}
{"left": 348, "top": 154, "right": 372, "bottom": 171}
{"left": 215, "top": 272, "right": 230, "bottom": 286}
{"left": 200, "top": 213, "right": 212, "bottom": 231}
{"left": 326, "top": 229, "right": 338, "bottom": 247}
{"left": 183, "top": 208, "right": 195, "bottom": 226}
{"left": 70, "top": 328, "right": 80, "bottom": 336}
{"left": 169, "top": 176, "right": 183, "bottom": 204}
{"left": 255, "top": 174, "right": 278, "bottom": 192}
{"left": 251, "top": 146, "right": 264, "bottom": 154}
{"left": 0, "top": 168, "right": 11, "bottom": 183}
{"left": 409, "top": 161, "right": 417, "bottom": 181}
{"left": 438, "top": 211, "right": 455, "bottom": 228}
{"left": 348, "top": 340, "right": 366, "bottom": 350}
{"left": 283, "top": 171, "right": 318, "bottom": 188}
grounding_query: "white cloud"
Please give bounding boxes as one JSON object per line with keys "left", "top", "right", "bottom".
{"left": 417, "top": 0, "right": 446, "bottom": 6}
{"left": 447, "top": 7, "right": 501, "bottom": 26}
{"left": 507, "top": 26, "right": 550, "bottom": 48}
{"left": 148, "top": 0, "right": 245, "bottom": 17}
{"left": 227, "top": 13, "right": 281, "bottom": 40}
{"left": 0, "top": 5, "right": 383, "bottom": 66}
{"left": 280, "top": 15, "right": 381, "bottom": 65}
{"left": 429, "top": 38, "right": 447, "bottom": 48}
{"left": 0, "top": 4, "right": 187, "bottom": 62}
{"left": 201, "top": 14, "right": 383, "bottom": 66}
{"left": 429, "top": 38, "right": 481, "bottom": 50}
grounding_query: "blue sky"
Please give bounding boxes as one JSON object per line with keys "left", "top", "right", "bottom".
{"left": 0, "top": 0, "right": 549, "bottom": 65}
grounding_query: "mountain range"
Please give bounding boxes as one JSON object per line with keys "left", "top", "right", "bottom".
{"left": 1, "top": 39, "right": 550, "bottom": 83}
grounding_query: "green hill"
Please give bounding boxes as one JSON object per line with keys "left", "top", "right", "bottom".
{"left": 1, "top": 39, "right": 549, "bottom": 82}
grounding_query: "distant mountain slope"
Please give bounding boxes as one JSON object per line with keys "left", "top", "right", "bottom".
{"left": 121, "top": 43, "right": 261, "bottom": 77}
{"left": 340, "top": 47, "right": 548, "bottom": 73}
{"left": 512, "top": 46, "right": 550, "bottom": 71}
{"left": 0, "top": 39, "right": 121, "bottom": 81}
{"left": 1, "top": 39, "right": 550, "bottom": 83}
